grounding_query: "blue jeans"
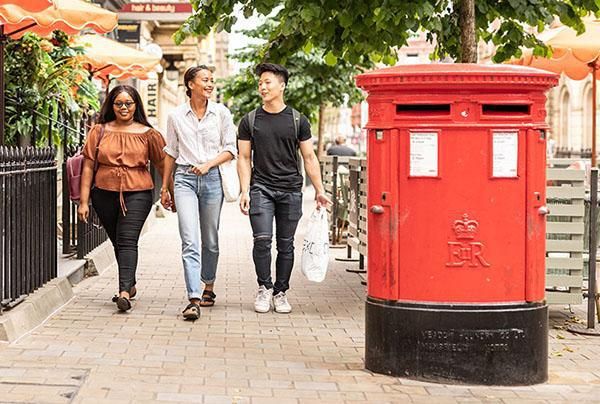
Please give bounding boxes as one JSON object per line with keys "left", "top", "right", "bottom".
{"left": 174, "top": 165, "right": 224, "bottom": 300}
{"left": 249, "top": 184, "right": 303, "bottom": 295}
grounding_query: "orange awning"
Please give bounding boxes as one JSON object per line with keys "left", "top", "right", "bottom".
{"left": 508, "top": 18, "right": 600, "bottom": 80}
{"left": 0, "top": 0, "right": 53, "bottom": 13}
{"left": 0, "top": 0, "right": 117, "bottom": 38}
{"left": 510, "top": 49, "right": 594, "bottom": 80}
{"left": 507, "top": 17, "right": 600, "bottom": 165}
{"left": 74, "top": 34, "right": 161, "bottom": 81}
{"left": 112, "top": 70, "right": 151, "bottom": 81}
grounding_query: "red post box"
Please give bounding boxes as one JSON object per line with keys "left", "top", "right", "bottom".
{"left": 356, "top": 64, "right": 558, "bottom": 385}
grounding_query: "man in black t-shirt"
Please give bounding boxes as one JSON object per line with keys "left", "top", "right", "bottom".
{"left": 238, "top": 63, "right": 331, "bottom": 314}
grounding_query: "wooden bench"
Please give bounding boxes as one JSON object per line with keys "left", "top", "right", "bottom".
{"left": 338, "top": 157, "right": 586, "bottom": 304}
{"left": 321, "top": 156, "right": 352, "bottom": 244}
{"left": 347, "top": 158, "right": 367, "bottom": 263}
{"left": 546, "top": 167, "right": 585, "bottom": 305}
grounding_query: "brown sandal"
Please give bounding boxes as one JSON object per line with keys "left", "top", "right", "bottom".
{"left": 182, "top": 302, "right": 200, "bottom": 320}
{"left": 199, "top": 290, "right": 216, "bottom": 307}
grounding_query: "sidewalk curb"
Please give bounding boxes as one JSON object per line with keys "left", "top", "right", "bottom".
{"left": 0, "top": 277, "right": 73, "bottom": 343}
{"left": 0, "top": 205, "right": 161, "bottom": 344}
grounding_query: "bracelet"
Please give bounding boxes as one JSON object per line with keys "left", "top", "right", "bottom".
{"left": 160, "top": 188, "right": 169, "bottom": 194}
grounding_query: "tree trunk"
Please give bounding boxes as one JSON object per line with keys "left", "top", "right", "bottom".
{"left": 457, "top": 0, "right": 477, "bottom": 63}
{"left": 317, "top": 103, "right": 326, "bottom": 159}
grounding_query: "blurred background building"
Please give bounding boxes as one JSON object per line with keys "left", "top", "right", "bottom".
{"left": 91, "top": 3, "right": 593, "bottom": 158}
{"left": 92, "top": 0, "right": 230, "bottom": 132}
{"left": 320, "top": 31, "right": 436, "bottom": 156}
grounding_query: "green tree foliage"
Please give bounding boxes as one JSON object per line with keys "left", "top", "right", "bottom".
{"left": 175, "top": 0, "right": 600, "bottom": 64}
{"left": 5, "top": 31, "right": 100, "bottom": 146}
{"left": 220, "top": 22, "right": 369, "bottom": 124}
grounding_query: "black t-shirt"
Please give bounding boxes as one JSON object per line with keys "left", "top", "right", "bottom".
{"left": 238, "top": 106, "right": 312, "bottom": 192}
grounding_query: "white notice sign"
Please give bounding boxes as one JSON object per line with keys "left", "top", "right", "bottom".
{"left": 492, "top": 131, "right": 518, "bottom": 178}
{"left": 410, "top": 132, "right": 438, "bottom": 177}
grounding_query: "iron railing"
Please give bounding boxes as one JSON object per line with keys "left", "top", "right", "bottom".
{"left": 0, "top": 146, "right": 57, "bottom": 309}
{"left": 59, "top": 110, "right": 108, "bottom": 259}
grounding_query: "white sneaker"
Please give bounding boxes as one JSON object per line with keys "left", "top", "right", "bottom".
{"left": 254, "top": 285, "right": 273, "bottom": 313}
{"left": 273, "top": 292, "right": 292, "bottom": 314}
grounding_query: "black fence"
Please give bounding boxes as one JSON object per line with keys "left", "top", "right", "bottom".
{"left": 60, "top": 114, "right": 108, "bottom": 259}
{"left": 0, "top": 146, "right": 57, "bottom": 309}
{"left": 61, "top": 145, "right": 108, "bottom": 259}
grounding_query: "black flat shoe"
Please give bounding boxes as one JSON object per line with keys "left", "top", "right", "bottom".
{"left": 116, "top": 296, "right": 131, "bottom": 311}
{"left": 112, "top": 287, "right": 136, "bottom": 303}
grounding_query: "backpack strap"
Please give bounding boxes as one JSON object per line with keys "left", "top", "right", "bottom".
{"left": 93, "top": 124, "right": 105, "bottom": 172}
{"left": 92, "top": 124, "right": 105, "bottom": 185}
{"left": 291, "top": 108, "right": 300, "bottom": 139}
{"left": 248, "top": 107, "right": 300, "bottom": 139}
{"left": 248, "top": 108, "right": 258, "bottom": 138}
{"left": 290, "top": 108, "right": 303, "bottom": 175}
{"left": 246, "top": 107, "right": 303, "bottom": 174}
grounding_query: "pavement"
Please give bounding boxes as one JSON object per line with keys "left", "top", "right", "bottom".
{"left": 0, "top": 188, "right": 599, "bottom": 403}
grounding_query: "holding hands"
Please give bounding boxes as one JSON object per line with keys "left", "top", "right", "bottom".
{"left": 160, "top": 188, "right": 177, "bottom": 212}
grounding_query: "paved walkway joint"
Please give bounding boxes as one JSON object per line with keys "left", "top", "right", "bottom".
{"left": 0, "top": 190, "right": 599, "bottom": 403}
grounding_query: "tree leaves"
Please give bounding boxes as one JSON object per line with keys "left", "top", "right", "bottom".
{"left": 175, "top": 0, "right": 600, "bottom": 64}
{"left": 219, "top": 19, "right": 371, "bottom": 125}
{"left": 324, "top": 52, "right": 338, "bottom": 66}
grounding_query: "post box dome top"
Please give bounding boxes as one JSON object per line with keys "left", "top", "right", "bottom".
{"left": 356, "top": 63, "right": 558, "bottom": 91}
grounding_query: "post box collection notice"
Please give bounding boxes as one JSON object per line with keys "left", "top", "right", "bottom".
{"left": 408, "top": 130, "right": 518, "bottom": 178}
{"left": 492, "top": 131, "right": 518, "bottom": 178}
{"left": 410, "top": 132, "right": 438, "bottom": 177}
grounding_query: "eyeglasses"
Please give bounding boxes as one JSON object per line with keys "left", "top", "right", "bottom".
{"left": 113, "top": 101, "right": 136, "bottom": 109}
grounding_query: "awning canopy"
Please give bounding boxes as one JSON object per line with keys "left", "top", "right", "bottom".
{"left": 507, "top": 17, "right": 600, "bottom": 165}
{"left": 74, "top": 34, "right": 161, "bottom": 81}
{"left": 0, "top": 0, "right": 117, "bottom": 38}
{"left": 508, "top": 18, "right": 600, "bottom": 80}
{"left": 0, "top": 0, "right": 53, "bottom": 13}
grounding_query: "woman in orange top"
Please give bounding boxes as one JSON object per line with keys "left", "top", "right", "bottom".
{"left": 78, "top": 85, "right": 168, "bottom": 312}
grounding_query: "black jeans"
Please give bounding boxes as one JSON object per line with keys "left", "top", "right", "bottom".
{"left": 91, "top": 188, "right": 153, "bottom": 293}
{"left": 249, "top": 184, "right": 303, "bottom": 295}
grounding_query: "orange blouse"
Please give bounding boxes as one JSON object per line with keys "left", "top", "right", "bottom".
{"left": 83, "top": 124, "right": 166, "bottom": 209}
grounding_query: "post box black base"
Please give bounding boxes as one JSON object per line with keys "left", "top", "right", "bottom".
{"left": 365, "top": 298, "right": 548, "bottom": 385}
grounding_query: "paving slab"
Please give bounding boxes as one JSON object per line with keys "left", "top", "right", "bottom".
{"left": 0, "top": 188, "right": 598, "bottom": 403}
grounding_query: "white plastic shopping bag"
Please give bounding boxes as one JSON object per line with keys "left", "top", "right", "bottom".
{"left": 301, "top": 208, "right": 329, "bottom": 282}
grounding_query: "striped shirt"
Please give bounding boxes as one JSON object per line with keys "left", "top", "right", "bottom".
{"left": 164, "top": 100, "right": 237, "bottom": 165}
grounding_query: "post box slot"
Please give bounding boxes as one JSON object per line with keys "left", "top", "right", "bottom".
{"left": 482, "top": 104, "right": 530, "bottom": 115}
{"left": 396, "top": 104, "right": 450, "bottom": 116}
